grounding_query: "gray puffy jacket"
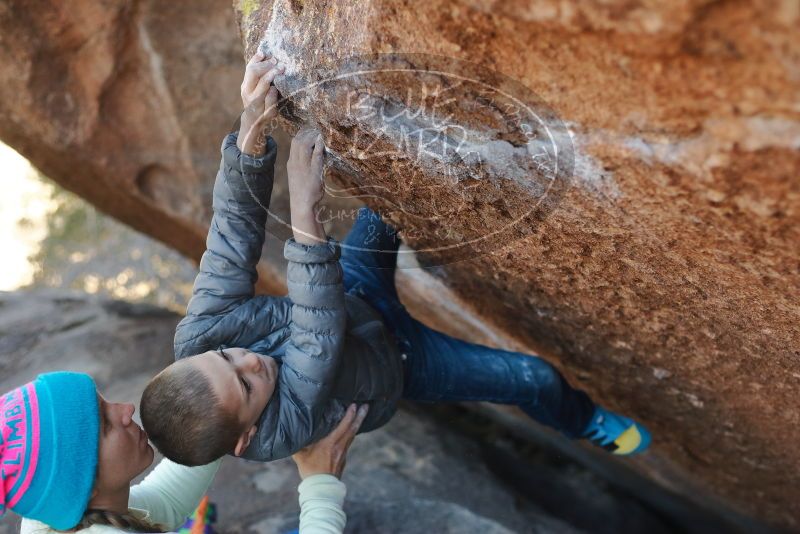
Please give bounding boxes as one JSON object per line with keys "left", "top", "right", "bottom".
{"left": 174, "top": 132, "right": 404, "bottom": 462}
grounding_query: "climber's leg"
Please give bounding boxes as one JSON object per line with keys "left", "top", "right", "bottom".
{"left": 341, "top": 208, "right": 651, "bottom": 453}
{"left": 397, "top": 313, "right": 596, "bottom": 439}
{"left": 397, "top": 313, "right": 650, "bottom": 453}
{"left": 341, "top": 207, "right": 400, "bottom": 303}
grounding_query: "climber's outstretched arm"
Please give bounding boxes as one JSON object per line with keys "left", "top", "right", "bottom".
{"left": 174, "top": 52, "right": 286, "bottom": 358}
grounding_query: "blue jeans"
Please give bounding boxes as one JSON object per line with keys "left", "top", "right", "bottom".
{"left": 341, "top": 208, "right": 595, "bottom": 438}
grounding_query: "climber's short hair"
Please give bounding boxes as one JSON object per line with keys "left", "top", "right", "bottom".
{"left": 141, "top": 361, "right": 241, "bottom": 466}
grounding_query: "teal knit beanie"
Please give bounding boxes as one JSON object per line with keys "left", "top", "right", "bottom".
{"left": 0, "top": 372, "right": 100, "bottom": 530}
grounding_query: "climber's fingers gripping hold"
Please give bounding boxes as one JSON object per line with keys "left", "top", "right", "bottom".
{"left": 241, "top": 51, "right": 285, "bottom": 125}
{"left": 237, "top": 51, "right": 285, "bottom": 156}
{"left": 242, "top": 50, "right": 274, "bottom": 93}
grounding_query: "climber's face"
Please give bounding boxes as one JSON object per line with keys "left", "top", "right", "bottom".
{"left": 190, "top": 347, "right": 279, "bottom": 433}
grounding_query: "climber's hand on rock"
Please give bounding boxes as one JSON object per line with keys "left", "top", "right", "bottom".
{"left": 288, "top": 128, "right": 325, "bottom": 213}
{"left": 288, "top": 128, "right": 327, "bottom": 245}
{"left": 241, "top": 50, "right": 284, "bottom": 120}
{"left": 238, "top": 51, "right": 284, "bottom": 156}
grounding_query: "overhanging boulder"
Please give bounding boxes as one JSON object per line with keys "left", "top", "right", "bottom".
{"left": 0, "top": 0, "right": 797, "bottom": 528}
{"left": 0, "top": 0, "right": 243, "bottom": 262}
{"left": 236, "top": 0, "right": 800, "bottom": 528}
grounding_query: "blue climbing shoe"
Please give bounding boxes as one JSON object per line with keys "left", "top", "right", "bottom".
{"left": 582, "top": 406, "right": 651, "bottom": 455}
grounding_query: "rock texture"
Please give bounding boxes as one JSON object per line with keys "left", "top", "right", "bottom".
{"left": 234, "top": 0, "right": 800, "bottom": 528}
{"left": 0, "top": 0, "right": 243, "bottom": 262}
{"left": 0, "top": 0, "right": 797, "bottom": 529}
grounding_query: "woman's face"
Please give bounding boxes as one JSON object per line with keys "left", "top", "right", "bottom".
{"left": 93, "top": 393, "right": 154, "bottom": 495}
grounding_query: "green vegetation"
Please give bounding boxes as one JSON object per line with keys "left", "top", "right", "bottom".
{"left": 240, "top": 0, "right": 260, "bottom": 20}
{"left": 25, "top": 173, "right": 196, "bottom": 312}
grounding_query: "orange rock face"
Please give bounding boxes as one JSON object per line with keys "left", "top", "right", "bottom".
{"left": 0, "top": 0, "right": 797, "bottom": 528}
{"left": 0, "top": 0, "right": 244, "bottom": 261}
{"left": 237, "top": 0, "right": 800, "bottom": 528}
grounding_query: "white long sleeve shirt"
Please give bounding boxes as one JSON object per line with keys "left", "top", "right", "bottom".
{"left": 19, "top": 459, "right": 346, "bottom": 533}
{"left": 297, "top": 474, "right": 347, "bottom": 534}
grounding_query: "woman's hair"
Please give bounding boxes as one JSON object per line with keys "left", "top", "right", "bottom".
{"left": 68, "top": 509, "right": 165, "bottom": 532}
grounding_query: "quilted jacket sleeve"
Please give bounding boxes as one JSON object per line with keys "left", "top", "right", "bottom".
{"left": 268, "top": 237, "right": 346, "bottom": 459}
{"left": 174, "top": 131, "right": 284, "bottom": 359}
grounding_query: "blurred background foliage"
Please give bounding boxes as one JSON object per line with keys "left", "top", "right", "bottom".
{"left": 23, "top": 171, "right": 196, "bottom": 312}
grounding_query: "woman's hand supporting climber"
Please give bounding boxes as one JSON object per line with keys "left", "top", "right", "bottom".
{"left": 238, "top": 50, "right": 285, "bottom": 156}
{"left": 293, "top": 403, "right": 369, "bottom": 480}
